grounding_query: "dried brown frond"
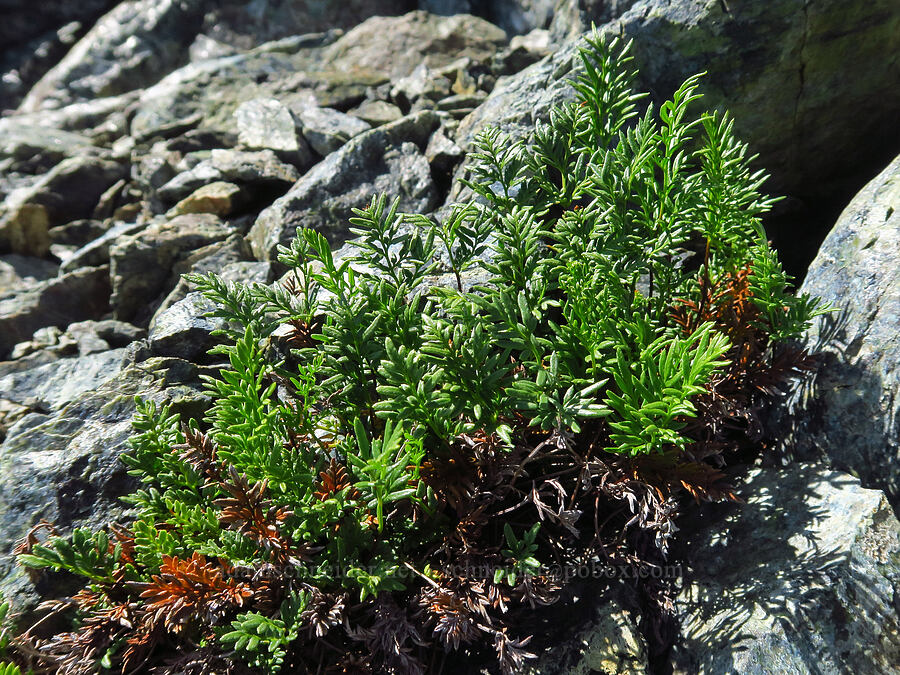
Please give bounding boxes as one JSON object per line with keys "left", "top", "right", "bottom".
{"left": 492, "top": 630, "right": 536, "bottom": 675}
{"left": 313, "top": 459, "right": 354, "bottom": 501}
{"left": 300, "top": 589, "right": 346, "bottom": 639}
{"left": 283, "top": 316, "right": 324, "bottom": 350}
{"left": 214, "top": 467, "right": 302, "bottom": 563}
{"left": 418, "top": 584, "right": 478, "bottom": 650}
{"left": 174, "top": 425, "right": 224, "bottom": 483}
{"left": 149, "top": 646, "right": 256, "bottom": 675}
{"left": 348, "top": 596, "right": 426, "bottom": 675}
{"left": 140, "top": 552, "right": 252, "bottom": 632}
{"left": 619, "top": 451, "right": 739, "bottom": 503}
{"left": 13, "top": 520, "right": 58, "bottom": 557}
{"left": 420, "top": 446, "right": 479, "bottom": 515}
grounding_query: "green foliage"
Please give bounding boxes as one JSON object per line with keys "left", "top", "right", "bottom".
{"left": 0, "top": 599, "right": 11, "bottom": 659}
{"left": 220, "top": 592, "right": 307, "bottom": 672}
{"left": 18, "top": 528, "right": 119, "bottom": 584}
{"left": 11, "top": 30, "right": 825, "bottom": 675}
{"left": 495, "top": 523, "right": 542, "bottom": 586}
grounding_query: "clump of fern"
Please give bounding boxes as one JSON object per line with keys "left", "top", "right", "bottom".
{"left": 10, "top": 32, "right": 824, "bottom": 674}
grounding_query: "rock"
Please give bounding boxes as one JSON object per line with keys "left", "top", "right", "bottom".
{"left": 548, "top": 0, "right": 641, "bottom": 41}
{"left": 47, "top": 219, "right": 107, "bottom": 249}
{"left": 289, "top": 69, "right": 388, "bottom": 111}
{"left": 129, "top": 11, "right": 501, "bottom": 142}
{"left": 188, "top": 33, "right": 237, "bottom": 63}
{"left": 418, "top": 0, "right": 474, "bottom": 15}
{"left": 349, "top": 100, "right": 404, "bottom": 127}
{"left": 3, "top": 93, "right": 137, "bottom": 139}
{"left": 436, "top": 92, "right": 487, "bottom": 117}
{"left": 0, "top": 0, "right": 115, "bottom": 111}
{"left": 323, "top": 12, "right": 507, "bottom": 81}
{"left": 0, "top": 156, "right": 126, "bottom": 257}
{"left": 0, "top": 266, "right": 110, "bottom": 359}
{"left": 5, "top": 319, "right": 145, "bottom": 362}
{"left": 152, "top": 233, "right": 253, "bottom": 318}
{"left": 128, "top": 51, "right": 348, "bottom": 143}
{"left": 495, "top": 28, "right": 553, "bottom": 74}
{"left": 199, "top": 0, "right": 415, "bottom": 49}
{"left": 423, "top": 0, "right": 557, "bottom": 35}
{"left": 233, "top": 98, "right": 315, "bottom": 167}
{"left": 92, "top": 179, "right": 128, "bottom": 220}
{"left": 200, "top": 148, "right": 301, "bottom": 186}
{"left": 0, "top": 204, "right": 50, "bottom": 259}
{"left": 487, "top": 0, "right": 556, "bottom": 35}
{"left": 0, "top": 122, "right": 98, "bottom": 174}
{"left": 392, "top": 64, "right": 452, "bottom": 110}
{"left": 0, "top": 1, "right": 114, "bottom": 63}
{"left": 426, "top": 126, "right": 464, "bottom": 173}
{"left": 0, "top": 357, "right": 209, "bottom": 614}
{"left": 58, "top": 220, "right": 146, "bottom": 275}
{"left": 0, "top": 399, "right": 31, "bottom": 444}
{"left": 528, "top": 585, "right": 649, "bottom": 674}
{"left": 149, "top": 261, "right": 272, "bottom": 360}
{"left": 0, "top": 255, "right": 58, "bottom": 292}
{"left": 296, "top": 106, "right": 372, "bottom": 156}
{"left": 131, "top": 144, "right": 179, "bottom": 204}
{"left": 9, "top": 326, "right": 67, "bottom": 361}
{"left": 784, "top": 153, "right": 900, "bottom": 504}
{"left": 157, "top": 149, "right": 301, "bottom": 204}
{"left": 18, "top": 0, "right": 206, "bottom": 112}
{"left": 671, "top": 463, "right": 900, "bottom": 673}
{"left": 0, "top": 348, "right": 127, "bottom": 412}
{"left": 163, "top": 128, "right": 238, "bottom": 155}
{"left": 248, "top": 111, "right": 440, "bottom": 261}
{"left": 447, "top": 41, "right": 577, "bottom": 202}
{"left": 65, "top": 319, "right": 146, "bottom": 356}
{"left": 166, "top": 181, "right": 249, "bottom": 218}
{"left": 154, "top": 163, "right": 220, "bottom": 205}
{"left": 147, "top": 292, "right": 222, "bottom": 360}
{"left": 110, "top": 213, "right": 233, "bottom": 323}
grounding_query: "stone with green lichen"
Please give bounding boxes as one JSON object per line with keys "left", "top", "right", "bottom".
{"left": 671, "top": 464, "right": 900, "bottom": 673}
{"left": 0, "top": 357, "right": 210, "bottom": 617}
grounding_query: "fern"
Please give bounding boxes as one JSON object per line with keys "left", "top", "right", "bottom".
{"left": 10, "top": 30, "right": 824, "bottom": 675}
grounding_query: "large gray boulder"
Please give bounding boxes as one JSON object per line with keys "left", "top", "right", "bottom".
{"left": 528, "top": 462, "right": 900, "bottom": 674}
{"left": 0, "top": 122, "right": 98, "bottom": 174}
{"left": 109, "top": 213, "right": 234, "bottom": 323}
{"left": 3, "top": 93, "right": 138, "bottom": 140}
{"left": 248, "top": 111, "right": 440, "bottom": 260}
{"left": 785, "top": 153, "right": 900, "bottom": 504}
{"left": 149, "top": 261, "right": 272, "bottom": 360}
{"left": 320, "top": 11, "right": 507, "bottom": 81}
{"left": 0, "top": 266, "right": 110, "bottom": 359}
{"left": 419, "top": 0, "right": 628, "bottom": 36}
{"left": 671, "top": 464, "right": 900, "bottom": 673}
{"left": 0, "top": 355, "right": 209, "bottom": 614}
{"left": 0, "top": 255, "right": 58, "bottom": 292}
{"left": 0, "top": 348, "right": 128, "bottom": 415}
